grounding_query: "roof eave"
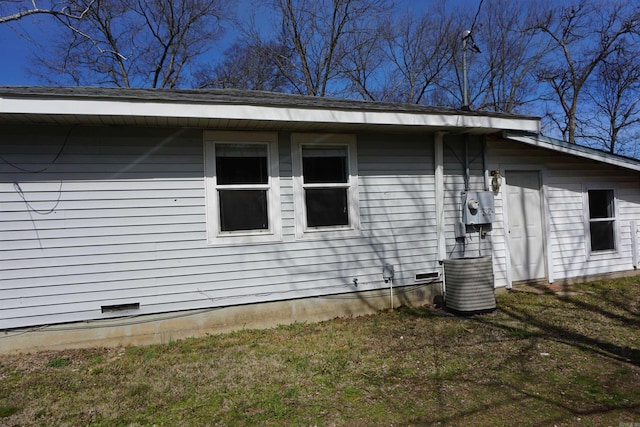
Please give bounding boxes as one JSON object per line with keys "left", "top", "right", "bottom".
{"left": 0, "top": 91, "right": 541, "bottom": 134}
{"left": 504, "top": 131, "right": 640, "bottom": 172}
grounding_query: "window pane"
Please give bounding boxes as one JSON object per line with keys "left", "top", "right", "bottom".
{"left": 216, "top": 144, "right": 268, "bottom": 185}
{"left": 588, "top": 190, "right": 614, "bottom": 219}
{"left": 590, "top": 221, "right": 615, "bottom": 251}
{"left": 302, "top": 146, "right": 347, "bottom": 183}
{"left": 219, "top": 190, "right": 268, "bottom": 231}
{"left": 305, "top": 188, "right": 348, "bottom": 227}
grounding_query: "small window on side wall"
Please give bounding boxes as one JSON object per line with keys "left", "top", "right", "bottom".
{"left": 586, "top": 189, "right": 616, "bottom": 253}
{"left": 292, "top": 134, "right": 359, "bottom": 239}
{"left": 204, "top": 132, "right": 281, "bottom": 245}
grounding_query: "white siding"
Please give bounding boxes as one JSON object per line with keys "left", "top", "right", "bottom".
{"left": 488, "top": 138, "right": 640, "bottom": 286}
{"left": 442, "top": 135, "right": 492, "bottom": 260}
{"left": 1, "top": 126, "right": 440, "bottom": 329}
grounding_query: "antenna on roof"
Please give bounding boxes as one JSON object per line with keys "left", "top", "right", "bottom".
{"left": 461, "top": 30, "right": 481, "bottom": 111}
{"left": 461, "top": 0, "right": 484, "bottom": 111}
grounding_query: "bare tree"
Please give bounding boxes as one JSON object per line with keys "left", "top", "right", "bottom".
{"left": 31, "top": 0, "right": 230, "bottom": 87}
{"left": 531, "top": 0, "right": 639, "bottom": 144}
{"left": 472, "top": 0, "right": 549, "bottom": 113}
{"left": 269, "top": 0, "right": 391, "bottom": 97}
{"left": 32, "top": 0, "right": 136, "bottom": 87}
{"left": 196, "top": 38, "right": 292, "bottom": 92}
{"left": 339, "top": 20, "right": 386, "bottom": 101}
{"left": 425, "top": 2, "right": 483, "bottom": 110}
{"left": 376, "top": 6, "right": 454, "bottom": 105}
{"left": 582, "top": 42, "right": 640, "bottom": 155}
{"left": 0, "top": 0, "right": 94, "bottom": 24}
{"left": 431, "top": 0, "right": 549, "bottom": 112}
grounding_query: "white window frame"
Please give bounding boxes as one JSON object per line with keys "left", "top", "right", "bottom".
{"left": 583, "top": 185, "right": 619, "bottom": 257}
{"left": 204, "top": 131, "right": 281, "bottom": 245}
{"left": 292, "top": 133, "right": 360, "bottom": 239}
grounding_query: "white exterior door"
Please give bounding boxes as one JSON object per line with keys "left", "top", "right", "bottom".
{"left": 506, "top": 170, "right": 546, "bottom": 282}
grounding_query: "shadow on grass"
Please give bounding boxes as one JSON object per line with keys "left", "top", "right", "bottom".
{"left": 396, "top": 279, "right": 640, "bottom": 425}
{"left": 528, "top": 281, "right": 640, "bottom": 326}
{"left": 486, "top": 282, "right": 640, "bottom": 367}
{"left": 406, "top": 378, "right": 640, "bottom": 427}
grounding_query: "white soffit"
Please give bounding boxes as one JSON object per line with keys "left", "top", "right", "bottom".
{"left": 0, "top": 96, "right": 541, "bottom": 133}
{"left": 505, "top": 131, "right": 640, "bottom": 172}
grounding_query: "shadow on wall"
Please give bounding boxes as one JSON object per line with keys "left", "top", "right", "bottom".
{"left": 1, "top": 125, "right": 443, "bottom": 331}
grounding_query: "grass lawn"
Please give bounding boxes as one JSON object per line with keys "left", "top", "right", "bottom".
{"left": 1, "top": 276, "right": 639, "bottom": 426}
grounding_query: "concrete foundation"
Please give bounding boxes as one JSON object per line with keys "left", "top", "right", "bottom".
{"left": 0, "top": 283, "right": 442, "bottom": 355}
{"left": 509, "top": 269, "right": 640, "bottom": 288}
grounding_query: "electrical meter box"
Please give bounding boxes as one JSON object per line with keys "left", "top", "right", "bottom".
{"left": 461, "top": 191, "right": 495, "bottom": 225}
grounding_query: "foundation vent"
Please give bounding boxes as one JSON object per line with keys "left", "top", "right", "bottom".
{"left": 415, "top": 272, "right": 440, "bottom": 282}
{"left": 101, "top": 303, "right": 140, "bottom": 313}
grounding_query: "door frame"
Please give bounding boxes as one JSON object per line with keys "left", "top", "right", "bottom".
{"left": 500, "top": 165, "right": 554, "bottom": 287}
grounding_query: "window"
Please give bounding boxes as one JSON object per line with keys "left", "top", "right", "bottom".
{"left": 204, "top": 132, "right": 280, "bottom": 244}
{"left": 586, "top": 189, "right": 617, "bottom": 253}
{"left": 292, "top": 134, "right": 359, "bottom": 238}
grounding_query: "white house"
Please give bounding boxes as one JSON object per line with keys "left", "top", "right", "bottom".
{"left": 1, "top": 87, "right": 638, "bottom": 353}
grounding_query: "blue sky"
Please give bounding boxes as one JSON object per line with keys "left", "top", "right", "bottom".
{"left": 0, "top": 17, "right": 45, "bottom": 85}
{"left": 0, "top": 0, "right": 460, "bottom": 86}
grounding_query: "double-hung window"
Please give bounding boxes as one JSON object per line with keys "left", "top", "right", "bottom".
{"left": 585, "top": 188, "right": 617, "bottom": 253}
{"left": 292, "top": 133, "right": 359, "bottom": 238}
{"left": 204, "top": 131, "right": 281, "bottom": 244}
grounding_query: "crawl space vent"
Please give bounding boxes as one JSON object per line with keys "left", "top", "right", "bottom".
{"left": 101, "top": 303, "right": 140, "bottom": 313}
{"left": 415, "top": 272, "right": 440, "bottom": 282}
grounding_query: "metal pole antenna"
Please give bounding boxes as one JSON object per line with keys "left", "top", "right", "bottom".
{"left": 462, "top": 30, "right": 470, "bottom": 110}
{"left": 461, "top": 30, "right": 480, "bottom": 110}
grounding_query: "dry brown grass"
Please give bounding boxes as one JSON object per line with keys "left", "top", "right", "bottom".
{"left": 1, "top": 276, "right": 639, "bottom": 426}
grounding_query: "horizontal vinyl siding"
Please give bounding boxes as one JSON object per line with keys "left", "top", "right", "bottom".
{"left": 1, "top": 126, "right": 440, "bottom": 329}
{"left": 354, "top": 133, "right": 439, "bottom": 277}
{"left": 442, "top": 136, "right": 491, "bottom": 261}
{"left": 0, "top": 126, "right": 210, "bottom": 329}
{"left": 488, "top": 138, "right": 640, "bottom": 285}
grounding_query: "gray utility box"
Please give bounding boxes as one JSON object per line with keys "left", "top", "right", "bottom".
{"left": 461, "top": 191, "right": 495, "bottom": 225}
{"left": 443, "top": 256, "right": 496, "bottom": 314}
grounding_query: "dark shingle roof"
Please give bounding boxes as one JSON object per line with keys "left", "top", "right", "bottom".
{"left": 0, "top": 86, "right": 537, "bottom": 119}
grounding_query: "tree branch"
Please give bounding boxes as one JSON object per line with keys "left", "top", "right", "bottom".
{"left": 0, "top": 1, "right": 95, "bottom": 24}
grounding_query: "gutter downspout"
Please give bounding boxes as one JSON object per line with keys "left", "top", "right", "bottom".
{"left": 435, "top": 132, "right": 446, "bottom": 262}
{"left": 482, "top": 136, "right": 489, "bottom": 191}
{"left": 632, "top": 221, "right": 638, "bottom": 269}
{"left": 464, "top": 136, "right": 470, "bottom": 192}
{"left": 435, "top": 132, "right": 446, "bottom": 300}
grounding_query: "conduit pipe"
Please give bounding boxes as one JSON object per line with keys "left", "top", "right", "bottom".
{"left": 383, "top": 264, "right": 394, "bottom": 309}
